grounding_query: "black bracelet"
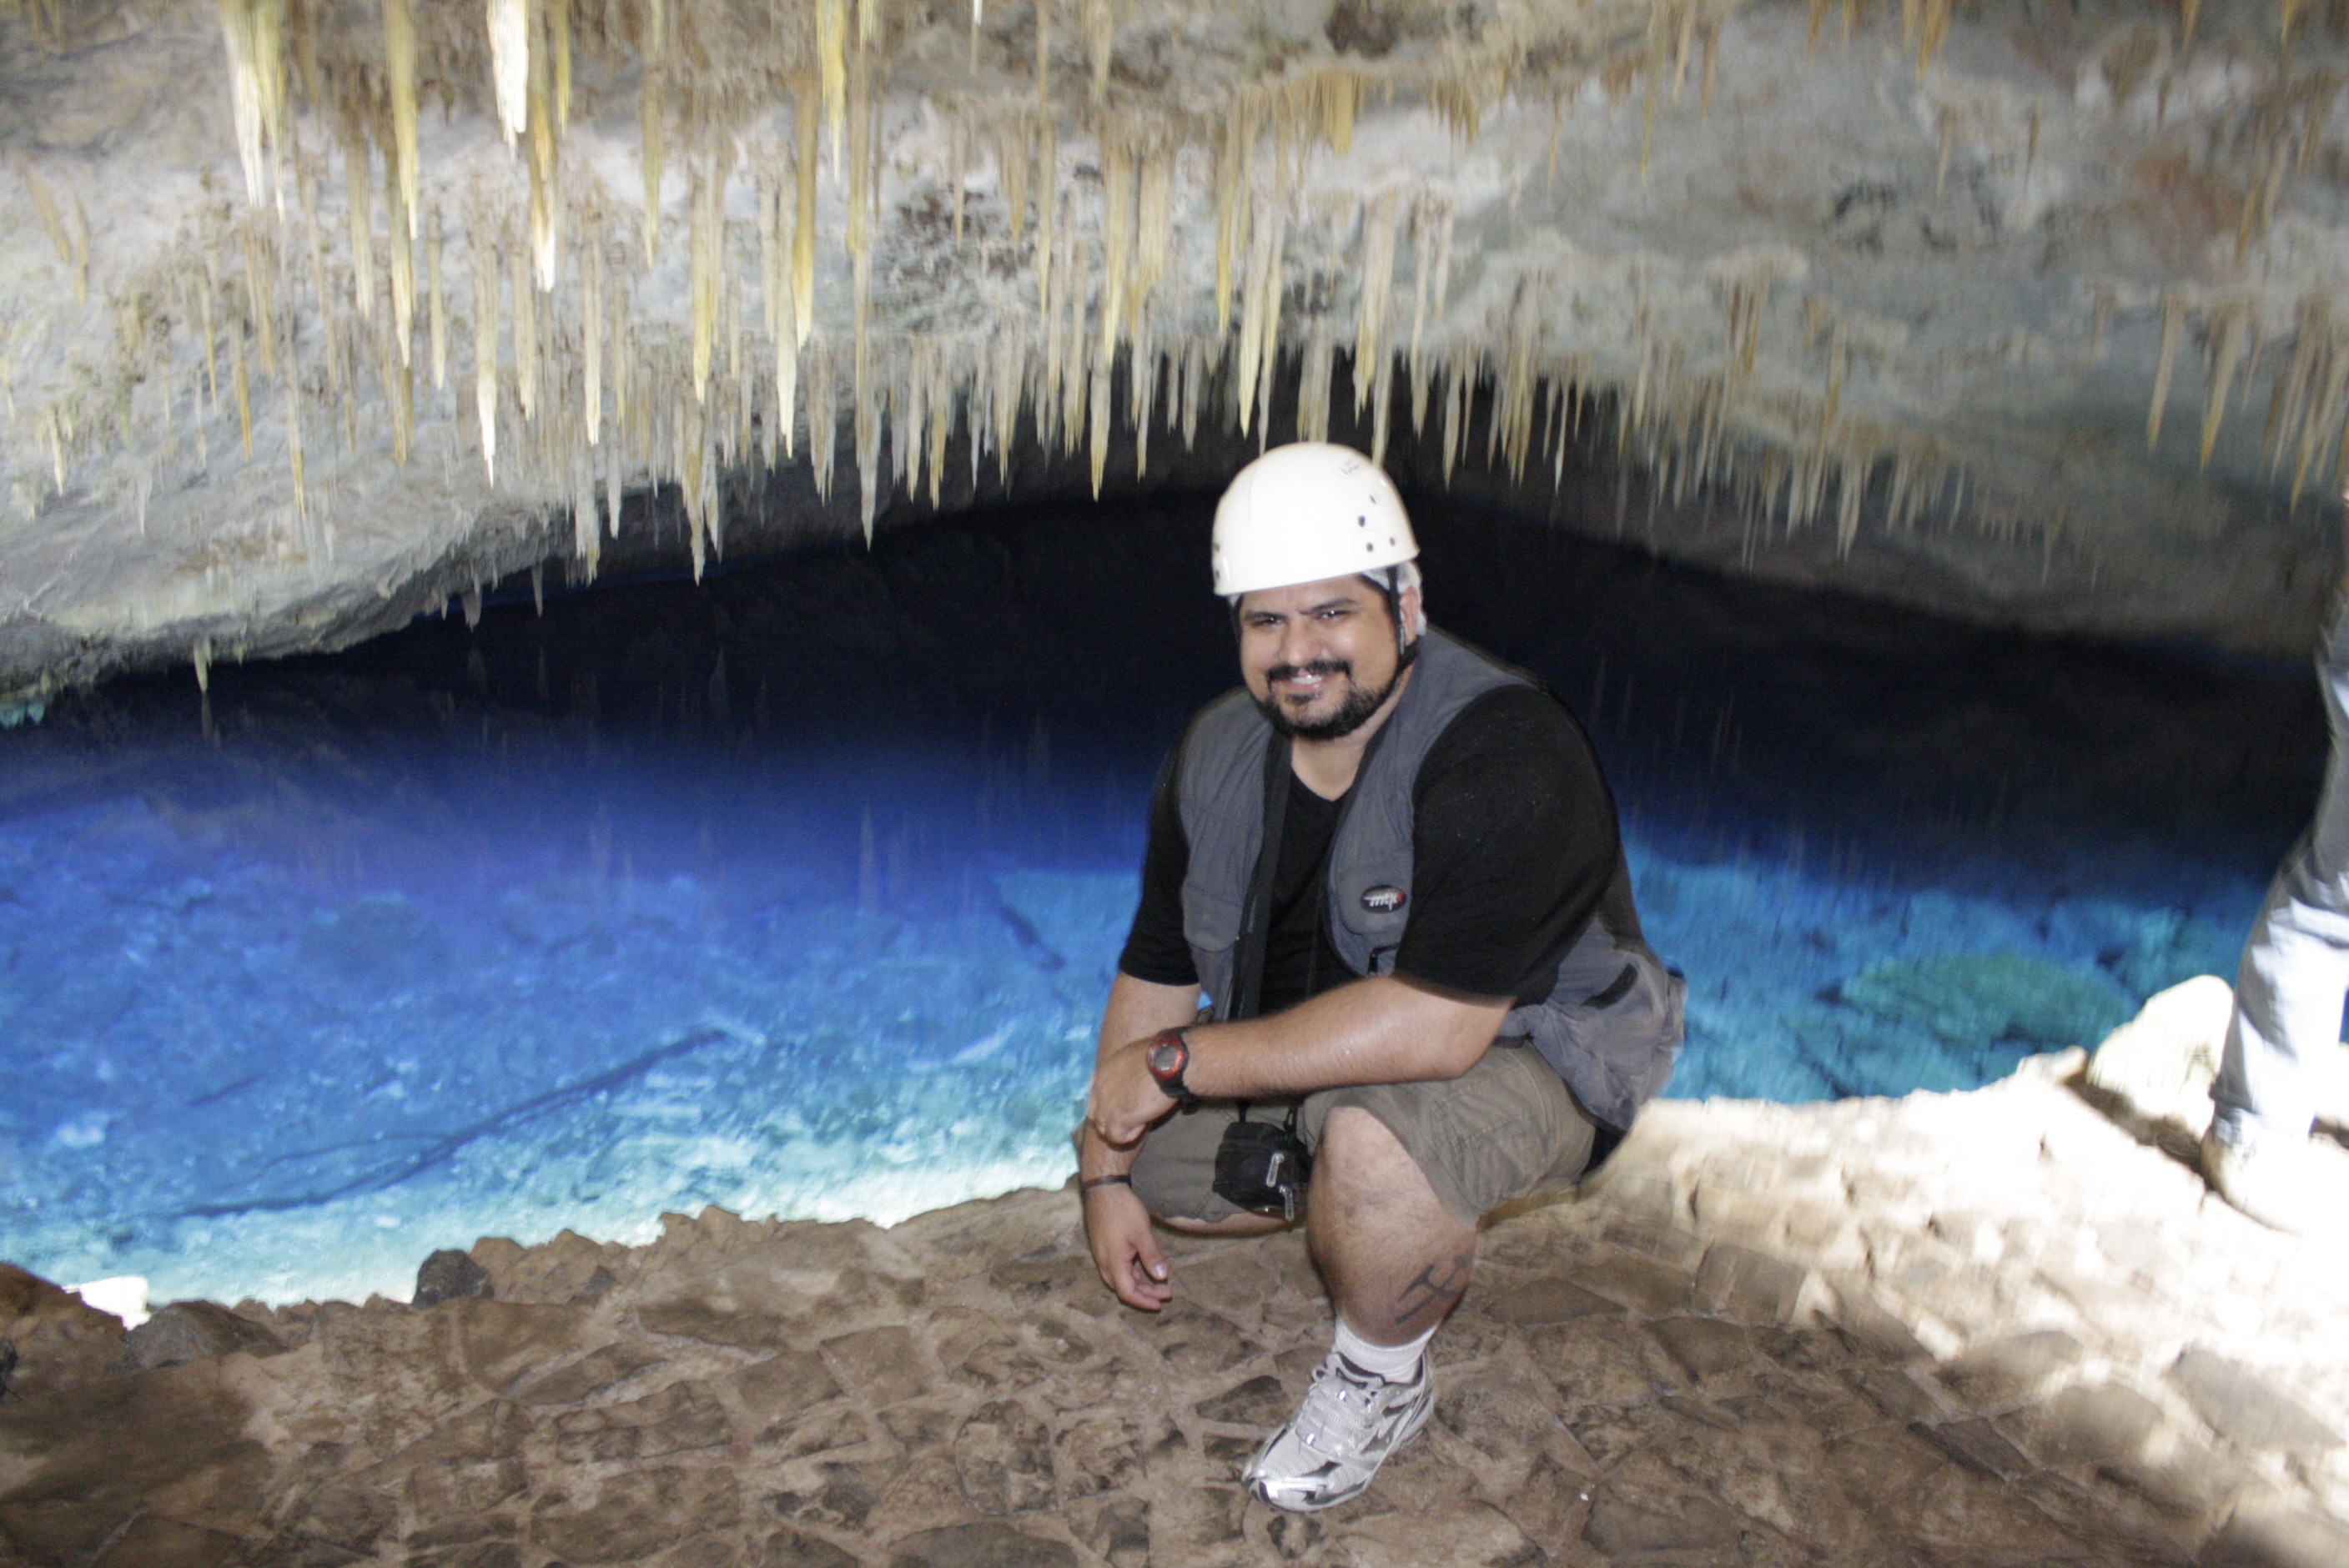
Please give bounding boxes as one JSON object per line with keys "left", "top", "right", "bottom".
{"left": 1079, "top": 1173, "right": 1132, "bottom": 1194}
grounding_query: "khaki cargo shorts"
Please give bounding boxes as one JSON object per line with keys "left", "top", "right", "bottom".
{"left": 1125, "top": 1040, "right": 1597, "bottom": 1224}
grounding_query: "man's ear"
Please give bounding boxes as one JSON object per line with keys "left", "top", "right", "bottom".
{"left": 1398, "top": 583, "right": 1426, "bottom": 642}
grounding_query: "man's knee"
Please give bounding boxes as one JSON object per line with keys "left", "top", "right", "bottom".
{"left": 1315, "top": 1104, "right": 1418, "bottom": 1182}
{"left": 1312, "top": 1103, "right": 1461, "bottom": 1224}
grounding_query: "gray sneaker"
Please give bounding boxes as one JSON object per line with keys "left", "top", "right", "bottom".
{"left": 2201, "top": 1123, "right": 2311, "bottom": 1234}
{"left": 1241, "top": 1352, "right": 1434, "bottom": 1511}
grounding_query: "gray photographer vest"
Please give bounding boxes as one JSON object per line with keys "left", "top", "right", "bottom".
{"left": 1174, "top": 628, "right": 1683, "bottom": 1132}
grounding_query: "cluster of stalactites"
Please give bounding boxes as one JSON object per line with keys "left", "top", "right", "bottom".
{"left": 56, "top": 0, "right": 2349, "bottom": 596}
{"left": 2138, "top": 289, "right": 2349, "bottom": 506}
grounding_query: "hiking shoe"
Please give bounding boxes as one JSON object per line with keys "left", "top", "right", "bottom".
{"left": 2201, "top": 1123, "right": 2311, "bottom": 1234}
{"left": 1241, "top": 1352, "right": 1434, "bottom": 1511}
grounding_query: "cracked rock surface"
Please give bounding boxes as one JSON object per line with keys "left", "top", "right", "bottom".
{"left": 3, "top": 1054, "right": 2346, "bottom": 1566}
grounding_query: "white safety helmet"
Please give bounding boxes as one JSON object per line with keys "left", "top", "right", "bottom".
{"left": 1211, "top": 442, "right": 1418, "bottom": 597}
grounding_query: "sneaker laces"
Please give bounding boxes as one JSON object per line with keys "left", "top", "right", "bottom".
{"left": 1290, "top": 1357, "right": 1415, "bottom": 1455}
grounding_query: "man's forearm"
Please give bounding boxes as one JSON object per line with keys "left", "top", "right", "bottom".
{"left": 1084, "top": 970, "right": 1512, "bottom": 1151}
{"left": 1085, "top": 971, "right": 1205, "bottom": 1173}
{"left": 1179, "top": 975, "right": 1511, "bottom": 1099}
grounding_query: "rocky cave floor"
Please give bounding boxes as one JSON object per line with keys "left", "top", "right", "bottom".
{"left": 3, "top": 1053, "right": 2347, "bottom": 1568}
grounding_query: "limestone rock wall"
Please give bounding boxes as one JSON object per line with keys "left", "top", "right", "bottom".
{"left": 8, "top": 0, "right": 2349, "bottom": 705}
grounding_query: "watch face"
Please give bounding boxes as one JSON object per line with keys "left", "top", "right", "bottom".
{"left": 1149, "top": 1037, "right": 1185, "bottom": 1079}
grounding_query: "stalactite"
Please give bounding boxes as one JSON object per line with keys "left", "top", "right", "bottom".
{"left": 1099, "top": 136, "right": 1130, "bottom": 359}
{"left": 1040, "top": 192, "right": 1067, "bottom": 446}
{"left": 758, "top": 166, "right": 791, "bottom": 460}
{"left": 1835, "top": 453, "right": 1866, "bottom": 553}
{"left": 794, "top": 83, "right": 818, "bottom": 348}
{"left": 1084, "top": 0, "right": 1113, "bottom": 104}
{"left": 384, "top": 0, "right": 419, "bottom": 238}
{"left": 853, "top": 299, "right": 883, "bottom": 539}
{"left": 473, "top": 221, "right": 500, "bottom": 480}
{"left": 231, "top": 305, "right": 254, "bottom": 459}
{"left": 1000, "top": 117, "right": 1030, "bottom": 253}
{"left": 1235, "top": 196, "right": 1284, "bottom": 436}
{"left": 573, "top": 448, "right": 597, "bottom": 576}
{"left": 1088, "top": 353, "right": 1110, "bottom": 495}
{"left": 641, "top": 0, "right": 666, "bottom": 266}
{"left": 2266, "top": 303, "right": 2323, "bottom": 480}
{"left": 343, "top": 137, "right": 376, "bottom": 338}
{"left": 846, "top": 43, "right": 873, "bottom": 269}
{"left": 1035, "top": 126, "right": 1057, "bottom": 319}
{"left": 428, "top": 205, "right": 448, "bottom": 391}
{"left": 898, "top": 343, "right": 925, "bottom": 496}
{"left": 1353, "top": 191, "right": 1399, "bottom": 416}
{"left": 551, "top": 0, "right": 572, "bottom": 126}
{"left": 1407, "top": 201, "right": 1437, "bottom": 435}
{"left": 605, "top": 412, "right": 622, "bottom": 536}
{"left": 379, "top": 257, "right": 412, "bottom": 464}
{"left": 1214, "top": 99, "right": 1257, "bottom": 337}
{"left": 928, "top": 340, "right": 952, "bottom": 505}
{"left": 610, "top": 250, "right": 631, "bottom": 451}
{"left": 219, "top": 0, "right": 288, "bottom": 209}
{"left": 527, "top": 0, "right": 561, "bottom": 294}
{"left": 2201, "top": 300, "right": 2249, "bottom": 470}
{"left": 1495, "top": 282, "right": 1540, "bottom": 480}
{"left": 280, "top": 310, "right": 305, "bottom": 515}
{"left": 951, "top": 118, "right": 967, "bottom": 245}
{"left": 1057, "top": 223, "right": 1088, "bottom": 452}
{"left": 1296, "top": 324, "right": 1333, "bottom": 445}
{"left": 1440, "top": 347, "right": 1467, "bottom": 483}
{"left": 2293, "top": 330, "right": 2346, "bottom": 504}
{"left": 386, "top": 173, "right": 415, "bottom": 368}
{"left": 584, "top": 231, "right": 603, "bottom": 445}
{"left": 690, "top": 145, "right": 730, "bottom": 403}
{"left": 198, "top": 262, "right": 222, "bottom": 416}
{"left": 991, "top": 324, "right": 1024, "bottom": 487}
{"left": 2148, "top": 293, "right": 2185, "bottom": 450}
{"left": 511, "top": 230, "right": 538, "bottom": 422}
{"left": 1129, "top": 310, "right": 1156, "bottom": 478}
{"left": 1134, "top": 148, "right": 1171, "bottom": 319}
{"left": 819, "top": 0, "right": 848, "bottom": 176}
{"left": 488, "top": 0, "right": 530, "bottom": 147}
{"left": 1033, "top": 0, "right": 1049, "bottom": 118}
{"left": 682, "top": 389, "right": 707, "bottom": 578}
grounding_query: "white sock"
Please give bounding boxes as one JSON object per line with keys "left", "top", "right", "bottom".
{"left": 1333, "top": 1317, "right": 1436, "bottom": 1383}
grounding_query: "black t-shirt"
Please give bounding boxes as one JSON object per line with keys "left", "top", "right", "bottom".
{"left": 1117, "top": 683, "right": 1622, "bottom": 1011}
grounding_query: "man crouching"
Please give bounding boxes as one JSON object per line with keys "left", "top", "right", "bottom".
{"left": 1078, "top": 442, "right": 1684, "bottom": 1511}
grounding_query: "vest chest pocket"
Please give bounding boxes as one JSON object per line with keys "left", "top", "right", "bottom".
{"left": 1330, "top": 867, "right": 1411, "bottom": 956}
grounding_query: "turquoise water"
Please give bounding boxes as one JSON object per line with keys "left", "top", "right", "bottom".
{"left": 0, "top": 499, "right": 2320, "bottom": 1305}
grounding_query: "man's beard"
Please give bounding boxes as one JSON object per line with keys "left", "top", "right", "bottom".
{"left": 1255, "top": 659, "right": 1403, "bottom": 741}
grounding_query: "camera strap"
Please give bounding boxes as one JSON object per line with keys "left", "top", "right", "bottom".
{"left": 1231, "top": 1100, "right": 1305, "bottom": 1135}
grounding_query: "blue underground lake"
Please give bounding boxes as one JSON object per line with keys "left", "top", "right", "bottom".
{"left": 0, "top": 496, "right": 2325, "bottom": 1306}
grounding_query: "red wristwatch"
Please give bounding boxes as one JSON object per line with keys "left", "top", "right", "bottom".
{"left": 1146, "top": 1028, "right": 1198, "bottom": 1104}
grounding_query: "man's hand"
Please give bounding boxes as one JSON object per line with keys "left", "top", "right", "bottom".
{"left": 1082, "top": 1182, "right": 1172, "bottom": 1310}
{"left": 1085, "top": 1033, "right": 1178, "bottom": 1148}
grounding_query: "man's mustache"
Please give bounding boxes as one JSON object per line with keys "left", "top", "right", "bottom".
{"left": 1266, "top": 660, "right": 1351, "bottom": 687}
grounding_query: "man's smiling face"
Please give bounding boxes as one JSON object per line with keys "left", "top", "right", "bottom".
{"left": 1236, "top": 574, "right": 1416, "bottom": 742}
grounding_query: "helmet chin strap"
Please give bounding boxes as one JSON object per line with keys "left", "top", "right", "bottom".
{"left": 1376, "top": 565, "right": 1421, "bottom": 669}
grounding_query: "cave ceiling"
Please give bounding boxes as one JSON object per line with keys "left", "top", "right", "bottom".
{"left": 3, "top": 0, "right": 2349, "bottom": 706}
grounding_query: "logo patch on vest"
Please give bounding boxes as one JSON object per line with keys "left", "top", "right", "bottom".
{"left": 1361, "top": 885, "right": 1407, "bottom": 915}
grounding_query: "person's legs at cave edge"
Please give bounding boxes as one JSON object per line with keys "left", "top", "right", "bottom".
{"left": 2206, "top": 592, "right": 2349, "bottom": 1232}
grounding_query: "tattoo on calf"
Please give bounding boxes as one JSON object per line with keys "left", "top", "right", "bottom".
{"left": 1391, "top": 1250, "right": 1475, "bottom": 1329}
